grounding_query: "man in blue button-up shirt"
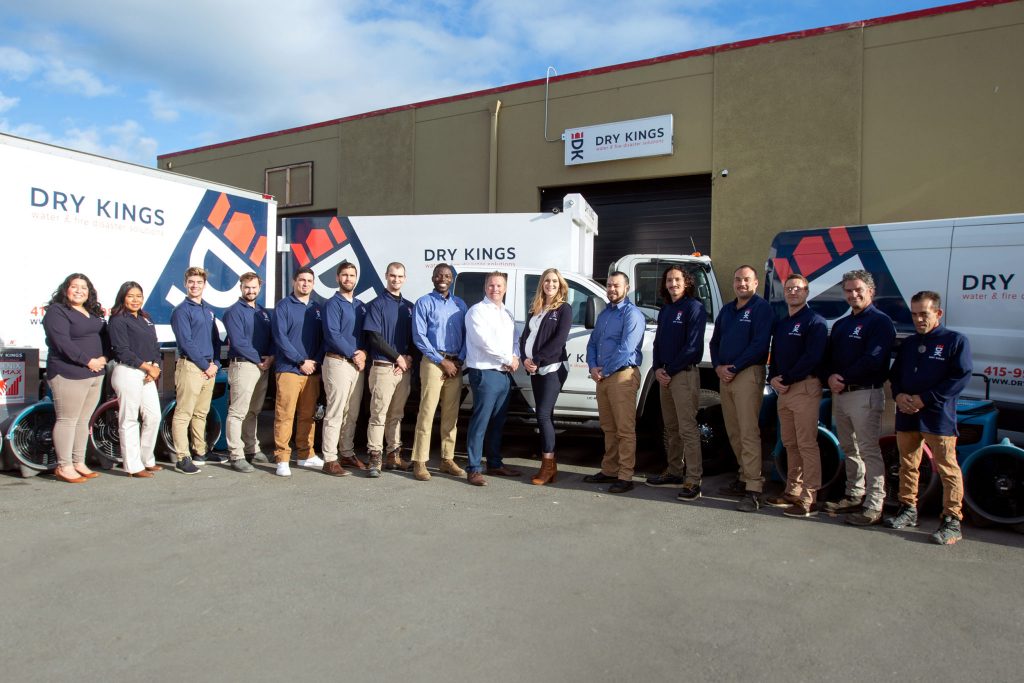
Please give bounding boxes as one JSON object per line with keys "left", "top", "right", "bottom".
{"left": 409, "top": 264, "right": 469, "bottom": 482}
{"left": 223, "top": 272, "right": 275, "bottom": 473}
{"left": 582, "top": 271, "right": 646, "bottom": 494}
{"left": 271, "top": 267, "right": 324, "bottom": 477}
{"left": 321, "top": 260, "right": 368, "bottom": 476}
{"left": 170, "top": 266, "right": 222, "bottom": 474}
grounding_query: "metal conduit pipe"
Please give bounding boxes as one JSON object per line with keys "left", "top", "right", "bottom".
{"left": 488, "top": 99, "right": 502, "bottom": 213}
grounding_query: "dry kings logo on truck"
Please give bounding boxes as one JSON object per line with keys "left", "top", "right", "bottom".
{"left": 285, "top": 216, "right": 385, "bottom": 303}
{"left": 147, "top": 191, "right": 271, "bottom": 323}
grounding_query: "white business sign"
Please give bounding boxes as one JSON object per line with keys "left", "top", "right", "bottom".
{"left": 563, "top": 115, "right": 673, "bottom": 166}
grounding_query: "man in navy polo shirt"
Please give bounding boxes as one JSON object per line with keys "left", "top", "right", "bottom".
{"left": 170, "top": 266, "right": 222, "bottom": 475}
{"left": 886, "top": 290, "right": 972, "bottom": 545}
{"left": 363, "top": 262, "right": 415, "bottom": 477}
{"left": 711, "top": 265, "right": 773, "bottom": 512}
{"left": 223, "top": 271, "right": 275, "bottom": 473}
{"left": 645, "top": 265, "right": 707, "bottom": 502}
{"left": 823, "top": 270, "right": 896, "bottom": 525}
{"left": 272, "top": 267, "right": 324, "bottom": 477}
{"left": 768, "top": 273, "right": 828, "bottom": 518}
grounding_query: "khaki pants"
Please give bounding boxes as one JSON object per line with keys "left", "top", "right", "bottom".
{"left": 49, "top": 374, "right": 104, "bottom": 468}
{"left": 597, "top": 367, "right": 640, "bottom": 481}
{"left": 321, "top": 356, "right": 364, "bottom": 462}
{"left": 833, "top": 388, "right": 885, "bottom": 511}
{"left": 777, "top": 377, "right": 822, "bottom": 506}
{"left": 226, "top": 360, "right": 270, "bottom": 460}
{"left": 720, "top": 365, "right": 766, "bottom": 493}
{"left": 661, "top": 368, "right": 701, "bottom": 484}
{"left": 897, "top": 431, "right": 962, "bottom": 519}
{"left": 172, "top": 359, "right": 215, "bottom": 462}
{"left": 411, "top": 360, "right": 462, "bottom": 462}
{"left": 367, "top": 364, "right": 412, "bottom": 455}
{"left": 274, "top": 372, "right": 320, "bottom": 462}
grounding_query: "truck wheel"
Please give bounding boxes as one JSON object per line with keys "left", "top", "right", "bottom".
{"left": 696, "top": 390, "right": 734, "bottom": 476}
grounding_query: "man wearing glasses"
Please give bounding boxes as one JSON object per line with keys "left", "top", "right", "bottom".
{"left": 823, "top": 270, "right": 896, "bottom": 526}
{"left": 767, "top": 274, "right": 828, "bottom": 517}
{"left": 886, "top": 291, "right": 972, "bottom": 545}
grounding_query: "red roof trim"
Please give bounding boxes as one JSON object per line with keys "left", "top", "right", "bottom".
{"left": 158, "top": 0, "right": 1014, "bottom": 161}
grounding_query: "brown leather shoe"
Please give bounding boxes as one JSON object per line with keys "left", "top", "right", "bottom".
{"left": 322, "top": 460, "right": 350, "bottom": 477}
{"left": 339, "top": 455, "right": 367, "bottom": 470}
{"left": 531, "top": 458, "right": 557, "bottom": 485}
{"left": 412, "top": 462, "right": 431, "bottom": 481}
{"left": 765, "top": 493, "right": 800, "bottom": 507}
{"left": 54, "top": 469, "right": 87, "bottom": 484}
{"left": 144, "top": 465, "right": 164, "bottom": 472}
{"left": 127, "top": 470, "right": 154, "bottom": 478}
{"left": 385, "top": 450, "right": 410, "bottom": 471}
{"left": 486, "top": 465, "right": 522, "bottom": 477}
{"left": 75, "top": 470, "right": 100, "bottom": 479}
{"left": 467, "top": 471, "right": 487, "bottom": 486}
{"left": 438, "top": 458, "right": 466, "bottom": 477}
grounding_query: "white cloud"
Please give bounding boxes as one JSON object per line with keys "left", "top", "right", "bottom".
{"left": 145, "top": 90, "right": 179, "bottom": 122}
{"left": 0, "top": 46, "right": 38, "bottom": 80}
{"left": 0, "top": 117, "right": 158, "bottom": 166}
{"left": 43, "top": 58, "right": 116, "bottom": 97}
{"left": 0, "top": 91, "right": 19, "bottom": 113}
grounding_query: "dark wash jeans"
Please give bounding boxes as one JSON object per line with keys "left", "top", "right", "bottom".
{"left": 466, "top": 368, "right": 512, "bottom": 473}
{"left": 531, "top": 365, "right": 568, "bottom": 453}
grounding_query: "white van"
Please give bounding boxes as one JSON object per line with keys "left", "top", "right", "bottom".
{"left": 765, "top": 213, "right": 1024, "bottom": 426}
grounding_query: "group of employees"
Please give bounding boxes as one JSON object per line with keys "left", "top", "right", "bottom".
{"left": 41, "top": 259, "right": 972, "bottom": 545}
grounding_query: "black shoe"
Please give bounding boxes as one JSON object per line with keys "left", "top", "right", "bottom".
{"left": 583, "top": 471, "right": 618, "bottom": 484}
{"left": 204, "top": 452, "right": 227, "bottom": 463}
{"left": 191, "top": 453, "right": 206, "bottom": 464}
{"left": 676, "top": 483, "right": 701, "bottom": 501}
{"left": 930, "top": 515, "right": 962, "bottom": 545}
{"left": 718, "top": 479, "right": 747, "bottom": 497}
{"left": 608, "top": 480, "right": 634, "bottom": 494}
{"left": 175, "top": 456, "right": 200, "bottom": 475}
{"left": 846, "top": 509, "right": 882, "bottom": 526}
{"left": 645, "top": 473, "right": 685, "bottom": 488}
{"left": 884, "top": 504, "right": 919, "bottom": 529}
{"left": 736, "top": 492, "right": 762, "bottom": 513}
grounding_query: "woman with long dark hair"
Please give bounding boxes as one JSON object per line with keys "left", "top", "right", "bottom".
{"left": 519, "top": 268, "right": 572, "bottom": 485}
{"left": 42, "top": 273, "right": 109, "bottom": 483}
{"left": 108, "top": 281, "right": 163, "bottom": 478}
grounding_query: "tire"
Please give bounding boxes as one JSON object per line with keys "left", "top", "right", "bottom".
{"left": 6, "top": 400, "right": 58, "bottom": 471}
{"left": 696, "top": 390, "right": 734, "bottom": 476}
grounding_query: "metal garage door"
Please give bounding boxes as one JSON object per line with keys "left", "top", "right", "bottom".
{"left": 539, "top": 175, "right": 711, "bottom": 278}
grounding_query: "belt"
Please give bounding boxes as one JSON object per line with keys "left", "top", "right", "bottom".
{"left": 325, "top": 352, "right": 355, "bottom": 364}
{"left": 611, "top": 365, "right": 639, "bottom": 375}
{"left": 845, "top": 383, "right": 884, "bottom": 392}
{"left": 372, "top": 360, "right": 394, "bottom": 368}
{"left": 440, "top": 352, "right": 461, "bottom": 361}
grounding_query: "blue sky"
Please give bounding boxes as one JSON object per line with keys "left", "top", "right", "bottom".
{"left": 0, "top": 0, "right": 952, "bottom": 165}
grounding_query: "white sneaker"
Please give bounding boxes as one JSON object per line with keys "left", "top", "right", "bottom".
{"left": 275, "top": 463, "right": 292, "bottom": 477}
{"left": 298, "top": 455, "right": 325, "bottom": 469}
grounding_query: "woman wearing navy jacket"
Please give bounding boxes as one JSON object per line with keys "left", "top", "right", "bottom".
{"left": 108, "top": 281, "right": 164, "bottom": 478}
{"left": 519, "top": 268, "right": 573, "bottom": 485}
{"left": 42, "top": 273, "right": 109, "bottom": 483}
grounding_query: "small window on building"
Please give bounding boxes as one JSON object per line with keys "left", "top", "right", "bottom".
{"left": 265, "top": 162, "right": 313, "bottom": 207}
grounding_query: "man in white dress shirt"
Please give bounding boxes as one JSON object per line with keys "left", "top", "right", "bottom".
{"left": 463, "top": 271, "right": 521, "bottom": 486}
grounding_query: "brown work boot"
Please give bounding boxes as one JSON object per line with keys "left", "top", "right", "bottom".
{"left": 438, "top": 458, "right": 466, "bottom": 478}
{"left": 412, "top": 461, "right": 431, "bottom": 481}
{"left": 367, "top": 452, "right": 383, "bottom": 478}
{"left": 531, "top": 456, "right": 557, "bottom": 485}
{"left": 339, "top": 455, "right": 367, "bottom": 470}
{"left": 322, "top": 460, "right": 350, "bottom": 477}
{"left": 385, "top": 450, "right": 410, "bottom": 471}
{"left": 467, "top": 471, "right": 487, "bottom": 486}
{"left": 765, "top": 493, "right": 800, "bottom": 508}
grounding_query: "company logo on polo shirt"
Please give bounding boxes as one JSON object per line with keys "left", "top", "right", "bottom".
{"left": 260, "top": 311, "right": 270, "bottom": 323}
{"left": 285, "top": 216, "right": 385, "bottom": 305}
{"left": 673, "top": 311, "right": 683, "bottom": 324}
{"left": 850, "top": 324, "right": 863, "bottom": 339}
{"left": 930, "top": 344, "right": 945, "bottom": 360}
{"left": 148, "top": 191, "right": 270, "bottom": 324}
{"left": 789, "top": 323, "right": 802, "bottom": 336}
{"left": 741, "top": 309, "right": 751, "bottom": 322}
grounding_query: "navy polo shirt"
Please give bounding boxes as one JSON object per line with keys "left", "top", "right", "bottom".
{"left": 364, "top": 291, "right": 414, "bottom": 362}
{"left": 825, "top": 304, "right": 896, "bottom": 387}
{"left": 653, "top": 296, "right": 706, "bottom": 376}
{"left": 323, "top": 292, "right": 365, "bottom": 359}
{"left": 109, "top": 312, "right": 160, "bottom": 368}
{"left": 171, "top": 298, "right": 221, "bottom": 371}
{"left": 890, "top": 326, "right": 972, "bottom": 436}
{"left": 710, "top": 294, "right": 772, "bottom": 372}
{"left": 769, "top": 304, "right": 827, "bottom": 385}
{"left": 224, "top": 299, "right": 275, "bottom": 364}
{"left": 273, "top": 295, "right": 324, "bottom": 374}
{"left": 42, "top": 304, "right": 109, "bottom": 380}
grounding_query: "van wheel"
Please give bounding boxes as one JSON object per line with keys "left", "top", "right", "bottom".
{"left": 696, "top": 391, "right": 734, "bottom": 476}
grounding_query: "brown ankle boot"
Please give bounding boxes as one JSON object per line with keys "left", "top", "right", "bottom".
{"left": 412, "top": 461, "right": 431, "bottom": 481}
{"left": 531, "top": 456, "right": 557, "bottom": 485}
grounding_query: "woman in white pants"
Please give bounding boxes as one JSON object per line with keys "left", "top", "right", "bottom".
{"left": 108, "top": 282, "right": 163, "bottom": 478}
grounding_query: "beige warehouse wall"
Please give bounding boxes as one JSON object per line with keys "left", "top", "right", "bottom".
{"left": 861, "top": 1, "right": 1024, "bottom": 222}
{"left": 711, "top": 29, "right": 864, "bottom": 295}
{"left": 337, "top": 111, "right": 415, "bottom": 215}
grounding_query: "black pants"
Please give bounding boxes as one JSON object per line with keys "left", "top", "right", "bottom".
{"left": 531, "top": 365, "right": 568, "bottom": 453}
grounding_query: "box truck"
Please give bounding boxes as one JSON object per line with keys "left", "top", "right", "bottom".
{"left": 764, "top": 214, "right": 1024, "bottom": 427}
{"left": 0, "top": 132, "right": 278, "bottom": 357}
{"left": 281, "top": 197, "right": 728, "bottom": 465}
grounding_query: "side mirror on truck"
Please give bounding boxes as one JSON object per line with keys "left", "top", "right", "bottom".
{"left": 585, "top": 296, "right": 606, "bottom": 330}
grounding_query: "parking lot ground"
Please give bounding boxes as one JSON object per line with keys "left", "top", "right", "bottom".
{"left": 2, "top": 422, "right": 1023, "bottom": 683}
